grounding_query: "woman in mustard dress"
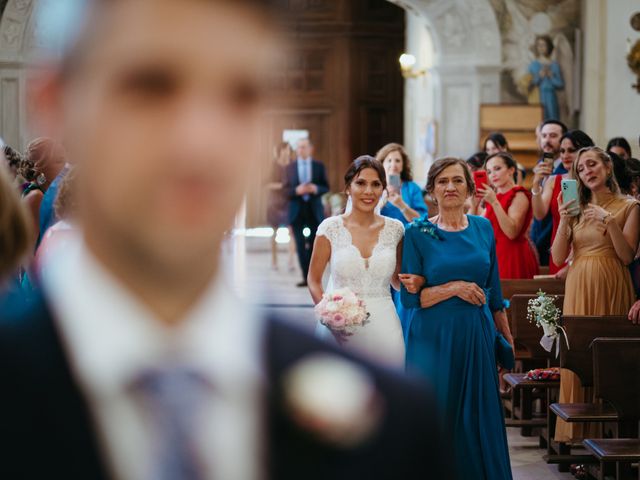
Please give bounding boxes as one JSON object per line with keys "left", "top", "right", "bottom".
{"left": 551, "top": 147, "right": 640, "bottom": 443}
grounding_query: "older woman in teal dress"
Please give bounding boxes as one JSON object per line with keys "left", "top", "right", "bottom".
{"left": 376, "top": 143, "right": 428, "bottom": 341}
{"left": 401, "top": 157, "right": 514, "bottom": 480}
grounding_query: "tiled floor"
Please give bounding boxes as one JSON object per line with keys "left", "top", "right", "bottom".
{"left": 236, "top": 237, "right": 574, "bottom": 479}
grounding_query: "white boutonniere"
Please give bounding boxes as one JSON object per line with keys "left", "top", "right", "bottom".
{"left": 283, "top": 353, "right": 384, "bottom": 448}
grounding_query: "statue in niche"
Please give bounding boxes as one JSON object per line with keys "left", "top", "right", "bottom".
{"left": 495, "top": 0, "right": 579, "bottom": 125}
{"left": 527, "top": 35, "right": 564, "bottom": 120}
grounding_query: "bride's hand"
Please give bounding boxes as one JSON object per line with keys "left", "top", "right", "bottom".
{"left": 399, "top": 274, "right": 425, "bottom": 294}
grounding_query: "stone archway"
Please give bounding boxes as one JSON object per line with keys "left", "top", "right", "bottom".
{"left": 0, "top": 0, "right": 41, "bottom": 149}
{"left": 387, "top": 0, "right": 502, "bottom": 168}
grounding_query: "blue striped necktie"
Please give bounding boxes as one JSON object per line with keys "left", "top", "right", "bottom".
{"left": 133, "top": 367, "right": 210, "bottom": 480}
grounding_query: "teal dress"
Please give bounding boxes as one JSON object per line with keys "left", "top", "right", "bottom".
{"left": 401, "top": 214, "right": 512, "bottom": 480}
{"left": 380, "top": 180, "right": 428, "bottom": 342}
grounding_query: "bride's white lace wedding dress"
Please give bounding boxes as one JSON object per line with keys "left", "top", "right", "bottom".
{"left": 315, "top": 215, "right": 406, "bottom": 367}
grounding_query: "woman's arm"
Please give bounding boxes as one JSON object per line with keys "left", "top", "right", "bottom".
{"left": 307, "top": 235, "right": 331, "bottom": 304}
{"left": 586, "top": 203, "right": 640, "bottom": 265}
{"left": 467, "top": 196, "right": 484, "bottom": 216}
{"left": 388, "top": 188, "right": 421, "bottom": 222}
{"left": 23, "top": 190, "right": 43, "bottom": 237}
{"left": 532, "top": 173, "right": 555, "bottom": 220}
{"left": 486, "top": 191, "right": 529, "bottom": 240}
{"left": 551, "top": 193, "right": 574, "bottom": 266}
{"left": 419, "top": 281, "right": 486, "bottom": 308}
{"left": 391, "top": 240, "right": 402, "bottom": 291}
{"left": 493, "top": 310, "right": 514, "bottom": 346}
{"left": 400, "top": 230, "right": 424, "bottom": 309}
{"left": 551, "top": 219, "right": 572, "bottom": 266}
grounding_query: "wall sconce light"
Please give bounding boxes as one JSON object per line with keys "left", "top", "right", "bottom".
{"left": 628, "top": 39, "right": 640, "bottom": 93}
{"left": 399, "top": 53, "right": 427, "bottom": 79}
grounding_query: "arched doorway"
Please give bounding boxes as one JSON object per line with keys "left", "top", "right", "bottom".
{"left": 0, "top": 0, "right": 39, "bottom": 150}
{"left": 387, "top": 0, "right": 502, "bottom": 178}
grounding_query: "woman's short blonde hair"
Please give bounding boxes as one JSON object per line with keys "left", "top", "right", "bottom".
{"left": 0, "top": 162, "right": 33, "bottom": 279}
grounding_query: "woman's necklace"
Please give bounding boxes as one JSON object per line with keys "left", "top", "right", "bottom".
{"left": 435, "top": 214, "right": 468, "bottom": 232}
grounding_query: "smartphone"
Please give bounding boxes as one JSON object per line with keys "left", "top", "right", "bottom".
{"left": 561, "top": 179, "right": 580, "bottom": 215}
{"left": 388, "top": 174, "right": 401, "bottom": 188}
{"left": 473, "top": 170, "right": 488, "bottom": 193}
{"left": 541, "top": 152, "right": 554, "bottom": 171}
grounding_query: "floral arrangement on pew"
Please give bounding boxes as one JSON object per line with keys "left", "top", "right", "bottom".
{"left": 527, "top": 290, "right": 569, "bottom": 357}
{"left": 524, "top": 367, "right": 560, "bottom": 381}
{"left": 315, "top": 288, "right": 370, "bottom": 344}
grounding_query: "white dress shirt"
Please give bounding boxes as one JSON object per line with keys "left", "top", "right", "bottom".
{"left": 41, "top": 237, "right": 265, "bottom": 480}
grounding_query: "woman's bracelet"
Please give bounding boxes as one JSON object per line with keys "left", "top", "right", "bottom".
{"left": 601, "top": 212, "right": 612, "bottom": 225}
{"left": 531, "top": 185, "right": 542, "bottom": 196}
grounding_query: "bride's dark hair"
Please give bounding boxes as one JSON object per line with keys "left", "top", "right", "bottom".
{"left": 344, "top": 155, "right": 387, "bottom": 190}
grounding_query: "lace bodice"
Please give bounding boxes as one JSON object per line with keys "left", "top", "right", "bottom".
{"left": 317, "top": 215, "right": 404, "bottom": 299}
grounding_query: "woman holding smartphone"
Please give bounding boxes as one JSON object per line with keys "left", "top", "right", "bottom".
{"left": 532, "top": 130, "right": 594, "bottom": 277}
{"left": 551, "top": 147, "right": 640, "bottom": 444}
{"left": 473, "top": 153, "right": 539, "bottom": 279}
{"left": 376, "top": 143, "right": 427, "bottom": 225}
{"left": 376, "top": 143, "right": 428, "bottom": 342}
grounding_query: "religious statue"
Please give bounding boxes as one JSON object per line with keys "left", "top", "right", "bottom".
{"left": 527, "top": 35, "right": 564, "bottom": 120}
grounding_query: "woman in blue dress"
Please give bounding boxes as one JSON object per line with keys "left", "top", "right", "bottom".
{"left": 376, "top": 143, "right": 427, "bottom": 225}
{"left": 401, "top": 157, "right": 514, "bottom": 480}
{"left": 528, "top": 35, "right": 564, "bottom": 121}
{"left": 376, "top": 143, "right": 428, "bottom": 341}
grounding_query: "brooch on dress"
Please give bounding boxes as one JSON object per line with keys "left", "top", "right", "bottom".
{"left": 410, "top": 217, "right": 443, "bottom": 241}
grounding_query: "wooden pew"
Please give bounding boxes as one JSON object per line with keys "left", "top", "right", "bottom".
{"left": 501, "top": 278, "right": 565, "bottom": 306}
{"left": 546, "top": 316, "right": 640, "bottom": 470}
{"left": 503, "top": 294, "right": 563, "bottom": 442}
{"left": 509, "top": 294, "right": 564, "bottom": 361}
{"left": 584, "top": 338, "right": 640, "bottom": 480}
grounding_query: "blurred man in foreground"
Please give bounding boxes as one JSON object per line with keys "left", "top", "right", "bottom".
{"left": 0, "top": 1, "right": 450, "bottom": 479}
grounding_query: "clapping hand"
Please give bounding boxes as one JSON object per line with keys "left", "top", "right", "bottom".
{"left": 399, "top": 274, "right": 425, "bottom": 294}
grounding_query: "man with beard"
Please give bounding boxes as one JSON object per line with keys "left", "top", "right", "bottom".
{"left": 529, "top": 119, "right": 567, "bottom": 266}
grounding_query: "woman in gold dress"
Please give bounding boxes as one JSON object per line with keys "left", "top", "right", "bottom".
{"left": 551, "top": 146, "right": 640, "bottom": 443}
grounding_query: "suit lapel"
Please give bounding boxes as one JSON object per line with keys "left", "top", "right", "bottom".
{"left": 15, "top": 292, "right": 110, "bottom": 479}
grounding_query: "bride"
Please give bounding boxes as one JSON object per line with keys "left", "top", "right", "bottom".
{"left": 307, "top": 156, "right": 424, "bottom": 367}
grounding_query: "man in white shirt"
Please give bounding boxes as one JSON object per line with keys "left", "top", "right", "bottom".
{"left": 0, "top": 1, "right": 450, "bottom": 479}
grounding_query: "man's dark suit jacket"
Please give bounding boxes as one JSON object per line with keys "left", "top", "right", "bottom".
{"left": 284, "top": 159, "right": 329, "bottom": 225}
{"left": 0, "top": 291, "right": 452, "bottom": 479}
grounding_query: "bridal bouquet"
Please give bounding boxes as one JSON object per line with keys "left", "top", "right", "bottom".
{"left": 315, "top": 288, "right": 370, "bottom": 342}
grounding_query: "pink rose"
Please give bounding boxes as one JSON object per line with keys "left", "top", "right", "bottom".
{"left": 331, "top": 313, "right": 346, "bottom": 328}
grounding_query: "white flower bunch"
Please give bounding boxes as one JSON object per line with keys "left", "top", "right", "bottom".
{"left": 527, "top": 289, "right": 561, "bottom": 330}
